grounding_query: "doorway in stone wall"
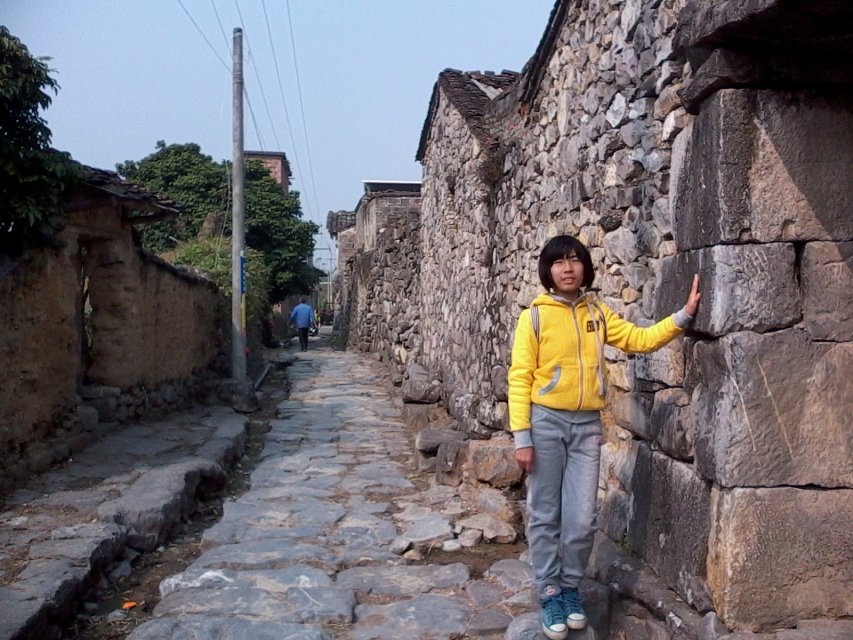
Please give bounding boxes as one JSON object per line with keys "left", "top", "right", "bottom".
{"left": 76, "top": 242, "right": 94, "bottom": 380}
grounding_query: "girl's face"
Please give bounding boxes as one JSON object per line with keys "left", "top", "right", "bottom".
{"left": 550, "top": 253, "right": 584, "bottom": 298}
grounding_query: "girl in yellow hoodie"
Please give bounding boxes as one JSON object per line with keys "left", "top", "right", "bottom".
{"left": 508, "top": 235, "right": 700, "bottom": 639}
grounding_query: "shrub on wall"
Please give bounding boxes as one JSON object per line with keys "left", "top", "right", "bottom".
{"left": 173, "top": 237, "right": 270, "bottom": 319}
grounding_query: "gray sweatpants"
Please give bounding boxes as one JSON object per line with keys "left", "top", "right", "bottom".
{"left": 527, "top": 404, "right": 601, "bottom": 600}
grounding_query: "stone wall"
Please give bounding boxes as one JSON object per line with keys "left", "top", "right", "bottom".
{"left": 0, "top": 205, "right": 224, "bottom": 492}
{"left": 338, "top": 0, "right": 852, "bottom": 636}
{"left": 339, "top": 193, "right": 421, "bottom": 380}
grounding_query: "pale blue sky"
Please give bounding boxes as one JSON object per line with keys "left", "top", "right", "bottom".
{"left": 2, "top": 0, "right": 554, "bottom": 264}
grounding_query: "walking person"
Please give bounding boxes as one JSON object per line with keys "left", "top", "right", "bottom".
{"left": 289, "top": 298, "right": 315, "bottom": 352}
{"left": 508, "top": 235, "right": 700, "bottom": 639}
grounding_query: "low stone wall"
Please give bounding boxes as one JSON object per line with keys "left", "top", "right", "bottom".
{"left": 0, "top": 208, "right": 225, "bottom": 492}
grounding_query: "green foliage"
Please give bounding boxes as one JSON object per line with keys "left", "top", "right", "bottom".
{"left": 173, "top": 237, "right": 270, "bottom": 318}
{"left": 0, "top": 26, "right": 76, "bottom": 256}
{"left": 118, "top": 142, "right": 319, "bottom": 302}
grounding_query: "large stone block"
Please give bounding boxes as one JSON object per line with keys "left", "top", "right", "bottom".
{"left": 655, "top": 244, "right": 800, "bottom": 336}
{"left": 693, "top": 330, "right": 853, "bottom": 488}
{"left": 671, "top": 89, "right": 853, "bottom": 250}
{"left": 628, "top": 444, "right": 712, "bottom": 606}
{"left": 649, "top": 388, "right": 694, "bottom": 461}
{"left": 801, "top": 241, "right": 853, "bottom": 341}
{"left": 707, "top": 486, "right": 853, "bottom": 632}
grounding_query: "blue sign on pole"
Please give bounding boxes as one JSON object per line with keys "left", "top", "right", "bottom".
{"left": 240, "top": 252, "right": 246, "bottom": 294}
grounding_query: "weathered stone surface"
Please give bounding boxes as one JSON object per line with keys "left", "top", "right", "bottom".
{"left": 128, "top": 616, "right": 332, "bottom": 640}
{"left": 457, "top": 514, "right": 517, "bottom": 544}
{"left": 672, "top": 90, "right": 853, "bottom": 250}
{"left": 801, "top": 241, "right": 853, "bottom": 341}
{"left": 628, "top": 444, "right": 711, "bottom": 605}
{"left": 415, "top": 428, "right": 467, "bottom": 455}
{"left": 484, "top": 558, "right": 533, "bottom": 592}
{"left": 336, "top": 563, "right": 469, "bottom": 596}
{"left": 649, "top": 388, "right": 694, "bottom": 461}
{"left": 97, "top": 459, "right": 226, "bottom": 550}
{"left": 589, "top": 533, "right": 709, "bottom": 640}
{"left": 632, "top": 340, "right": 685, "bottom": 387}
{"left": 609, "top": 390, "right": 653, "bottom": 440}
{"left": 694, "top": 330, "right": 853, "bottom": 488}
{"left": 160, "top": 566, "right": 332, "bottom": 598}
{"left": 655, "top": 244, "right": 800, "bottom": 336}
{"left": 435, "top": 440, "right": 468, "bottom": 487}
{"left": 465, "top": 437, "right": 523, "bottom": 488}
{"left": 707, "top": 486, "right": 853, "bottom": 631}
{"left": 401, "top": 513, "right": 453, "bottom": 546}
{"left": 466, "top": 608, "right": 512, "bottom": 636}
{"left": 351, "top": 594, "right": 472, "bottom": 640}
{"left": 401, "top": 363, "right": 442, "bottom": 403}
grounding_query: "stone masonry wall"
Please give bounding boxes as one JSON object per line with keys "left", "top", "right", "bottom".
{"left": 342, "top": 195, "right": 421, "bottom": 381}
{"left": 339, "top": 0, "right": 852, "bottom": 636}
{"left": 419, "top": 95, "right": 509, "bottom": 435}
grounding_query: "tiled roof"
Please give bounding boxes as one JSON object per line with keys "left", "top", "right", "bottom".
{"left": 520, "top": 0, "right": 569, "bottom": 106}
{"left": 416, "top": 69, "right": 521, "bottom": 161}
{"left": 76, "top": 165, "right": 182, "bottom": 216}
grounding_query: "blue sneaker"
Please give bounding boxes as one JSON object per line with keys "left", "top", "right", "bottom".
{"left": 540, "top": 593, "right": 568, "bottom": 639}
{"left": 561, "top": 588, "right": 587, "bottom": 630}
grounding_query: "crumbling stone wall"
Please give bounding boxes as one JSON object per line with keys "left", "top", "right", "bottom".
{"left": 340, "top": 0, "right": 852, "bottom": 637}
{"left": 0, "top": 206, "right": 223, "bottom": 491}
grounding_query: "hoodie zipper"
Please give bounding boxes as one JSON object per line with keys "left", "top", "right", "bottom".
{"left": 570, "top": 305, "right": 585, "bottom": 410}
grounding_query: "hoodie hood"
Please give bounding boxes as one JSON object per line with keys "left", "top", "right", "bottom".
{"left": 530, "top": 291, "right": 597, "bottom": 309}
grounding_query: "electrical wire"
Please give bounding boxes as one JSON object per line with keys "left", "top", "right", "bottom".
{"left": 284, "top": 0, "right": 323, "bottom": 224}
{"left": 260, "top": 0, "right": 311, "bottom": 219}
{"left": 210, "top": 0, "right": 230, "bottom": 52}
{"left": 176, "top": 0, "right": 229, "bottom": 72}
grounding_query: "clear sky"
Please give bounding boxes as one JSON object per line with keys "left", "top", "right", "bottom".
{"left": 2, "top": 0, "right": 555, "bottom": 267}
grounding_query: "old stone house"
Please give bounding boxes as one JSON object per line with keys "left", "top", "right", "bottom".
{"left": 338, "top": 0, "right": 852, "bottom": 637}
{"left": 0, "top": 167, "right": 223, "bottom": 492}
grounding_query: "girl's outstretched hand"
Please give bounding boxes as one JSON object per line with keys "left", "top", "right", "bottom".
{"left": 685, "top": 274, "right": 701, "bottom": 316}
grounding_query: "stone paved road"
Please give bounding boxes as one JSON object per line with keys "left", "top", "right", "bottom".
{"left": 126, "top": 348, "right": 594, "bottom": 640}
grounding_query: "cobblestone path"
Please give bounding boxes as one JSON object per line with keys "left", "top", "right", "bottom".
{"left": 126, "top": 348, "right": 570, "bottom": 640}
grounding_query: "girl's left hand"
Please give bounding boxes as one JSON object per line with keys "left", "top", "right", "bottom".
{"left": 685, "top": 274, "right": 701, "bottom": 316}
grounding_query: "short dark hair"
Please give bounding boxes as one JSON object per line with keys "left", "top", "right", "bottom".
{"left": 538, "top": 235, "right": 595, "bottom": 291}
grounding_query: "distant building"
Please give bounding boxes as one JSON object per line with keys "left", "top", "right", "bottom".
{"left": 244, "top": 150, "right": 292, "bottom": 194}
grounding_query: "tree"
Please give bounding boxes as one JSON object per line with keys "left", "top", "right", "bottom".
{"left": 117, "top": 141, "right": 319, "bottom": 300}
{"left": 0, "top": 27, "right": 76, "bottom": 256}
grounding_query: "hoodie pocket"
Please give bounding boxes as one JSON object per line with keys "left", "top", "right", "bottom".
{"left": 538, "top": 365, "right": 561, "bottom": 396}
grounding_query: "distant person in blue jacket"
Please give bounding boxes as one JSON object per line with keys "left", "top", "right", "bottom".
{"left": 289, "top": 298, "right": 315, "bottom": 352}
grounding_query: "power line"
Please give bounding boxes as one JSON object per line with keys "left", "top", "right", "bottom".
{"left": 260, "top": 0, "right": 311, "bottom": 219}
{"left": 246, "top": 37, "right": 283, "bottom": 150}
{"left": 176, "top": 0, "right": 229, "bottom": 71}
{"left": 209, "top": 0, "right": 230, "bottom": 52}
{"left": 284, "top": 0, "right": 323, "bottom": 223}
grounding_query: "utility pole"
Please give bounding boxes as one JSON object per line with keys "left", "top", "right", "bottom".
{"left": 231, "top": 27, "right": 247, "bottom": 382}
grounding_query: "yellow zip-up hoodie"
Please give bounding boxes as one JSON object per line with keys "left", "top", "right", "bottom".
{"left": 508, "top": 292, "right": 685, "bottom": 435}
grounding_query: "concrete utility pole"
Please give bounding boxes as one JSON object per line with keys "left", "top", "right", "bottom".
{"left": 231, "top": 27, "right": 247, "bottom": 382}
